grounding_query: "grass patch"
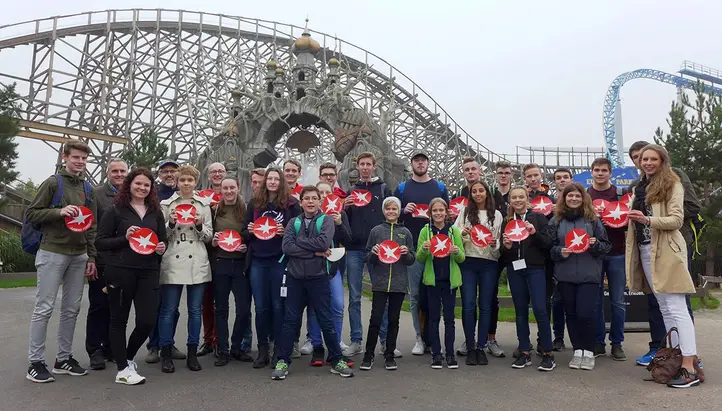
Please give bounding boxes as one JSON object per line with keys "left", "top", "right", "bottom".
{"left": 693, "top": 295, "right": 720, "bottom": 310}
{"left": 0, "top": 279, "right": 37, "bottom": 288}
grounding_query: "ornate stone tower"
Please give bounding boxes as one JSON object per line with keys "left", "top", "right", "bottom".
{"left": 290, "top": 20, "right": 320, "bottom": 100}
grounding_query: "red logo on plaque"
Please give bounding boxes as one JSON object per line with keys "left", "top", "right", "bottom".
{"left": 291, "top": 184, "right": 304, "bottom": 200}
{"left": 198, "top": 189, "right": 221, "bottom": 207}
{"left": 530, "top": 196, "right": 553, "bottom": 216}
{"left": 175, "top": 204, "right": 197, "bottom": 225}
{"left": 430, "top": 234, "right": 451, "bottom": 258}
{"left": 504, "top": 219, "right": 530, "bottom": 242}
{"left": 378, "top": 240, "right": 401, "bottom": 264}
{"left": 603, "top": 201, "right": 630, "bottom": 228}
{"left": 351, "top": 189, "right": 371, "bottom": 207}
{"left": 620, "top": 193, "right": 633, "bottom": 210}
{"left": 322, "top": 194, "right": 343, "bottom": 214}
{"left": 565, "top": 228, "right": 590, "bottom": 254}
{"left": 252, "top": 216, "right": 278, "bottom": 240}
{"left": 129, "top": 228, "right": 158, "bottom": 255}
{"left": 470, "top": 224, "right": 493, "bottom": 248}
{"left": 217, "top": 229, "right": 242, "bottom": 252}
{"left": 449, "top": 197, "right": 468, "bottom": 216}
{"left": 64, "top": 206, "right": 94, "bottom": 232}
{"left": 593, "top": 199, "right": 608, "bottom": 217}
{"left": 412, "top": 204, "right": 430, "bottom": 219}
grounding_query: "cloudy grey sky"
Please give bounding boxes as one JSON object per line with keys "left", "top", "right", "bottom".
{"left": 3, "top": 0, "right": 722, "bottom": 182}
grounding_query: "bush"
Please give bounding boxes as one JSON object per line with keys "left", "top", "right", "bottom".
{"left": 0, "top": 230, "right": 35, "bottom": 272}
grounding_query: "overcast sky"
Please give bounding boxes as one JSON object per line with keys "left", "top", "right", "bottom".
{"left": 3, "top": 0, "right": 722, "bottom": 182}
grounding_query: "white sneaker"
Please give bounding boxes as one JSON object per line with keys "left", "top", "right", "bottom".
{"left": 581, "top": 350, "right": 595, "bottom": 370}
{"left": 412, "top": 336, "right": 425, "bottom": 356}
{"left": 342, "top": 341, "right": 364, "bottom": 357}
{"left": 299, "top": 339, "right": 313, "bottom": 355}
{"left": 379, "top": 343, "right": 403, "bottom": 358}
{"left": 291, "top": 342, "right": 302, "bottom": 358}
{"left": 569, "top": 349, "right": 583, "bottom": 369}
{"left": 115, "top": 366, "right": 146, "bottom": 385}
{"left": 340, "top": 341, "right": 350, "bottom": 351}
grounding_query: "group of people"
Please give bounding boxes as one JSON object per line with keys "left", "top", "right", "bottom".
{"left": 23, "top": 138, "right": 703, "bottom": 389}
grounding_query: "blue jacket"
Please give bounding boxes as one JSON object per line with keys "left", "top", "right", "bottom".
{"left": 548, "top": 213, "right": 611, "bottom": 284}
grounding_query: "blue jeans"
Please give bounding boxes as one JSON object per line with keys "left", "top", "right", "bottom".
{"left": 595, "top": 254, "right": 627, "bottom": 345}
{"left": 309, "top": 271, "right": 344, "bottom": 347}
{"left": 213, "top": 258, "right": 251, "bottom": 353}
{"left": 346, "top": 250, "right": 387, "bottom": 343}
{"left": 147, "top": 293, "right": 179, "bottom": 350}
{"left": 159, "top": 283, "right": 206, "bottom": 347}
{"left": 407, "top": 260, "right": 424, "bottom": 338}
{"left": 507, "top": 265, "right": 553, "bottom": 353}
{"left": 427, "top": 285, "right": 457, "bottom": 356}
{"left": 460, "top": 258, "right": 498, "bottom": 350}
{"left": 275, "top": 275, "right": 342, "bottom": 364}
{"left": 249, "top": 257, "right": 286, "bottom": 348}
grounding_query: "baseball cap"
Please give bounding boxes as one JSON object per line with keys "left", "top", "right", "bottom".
{"left": 157, "top": 159, "right": 179, "bottom": 169}
{"left": 410, "top": 150, "right": 429, "bottom": 161}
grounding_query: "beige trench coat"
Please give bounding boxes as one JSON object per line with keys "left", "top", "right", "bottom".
{"left": 625, "top": 182, "right": 695, "bottom": 294}
{"left": 160, "top": 192, "right": 213, "bottom": 285}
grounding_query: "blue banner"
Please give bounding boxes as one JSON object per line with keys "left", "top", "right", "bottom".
{"left": 573, "top": 167, "right": 639, "bottom": 188}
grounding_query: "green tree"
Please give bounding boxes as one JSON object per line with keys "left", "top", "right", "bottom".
{"left": 654, "top": 83, "right": 722, "bottom": 276}
{"left": 15, "top": 178, "right": 39, "bottom": 199}
{"left": 120, "top": 127, "right": 169, "bottom": 169}
{"left": 0, "top": 83, "right": 21, "bottom": 187}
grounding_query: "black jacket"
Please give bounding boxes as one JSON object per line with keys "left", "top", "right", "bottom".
{"left": 500, "top": 211, "right": 552, "bottom": 268}
{"left": 345, "top": 178, "right": 393, "bottom": 250}
{"left": 96, "top": 204, "right": 168, "bottom": 270}
{"left": 92, "top": 182, "right": 118, "bottom": 266}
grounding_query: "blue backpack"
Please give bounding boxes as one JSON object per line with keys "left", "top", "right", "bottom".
{"left": 396, "top": 180, "right": 447, "bottom": 202}
{"left": 21, "top": 174, "right": 92, "bottom": 255}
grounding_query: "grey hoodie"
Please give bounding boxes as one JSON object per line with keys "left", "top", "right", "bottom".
{"left": 548, "top": 213, "right": 611, "bottom": 284}
{"left": 365, "top": 221, "right": 416, "bottom": 293}
{"left": 281, "top": 210, "right": 335, "bottom": 280}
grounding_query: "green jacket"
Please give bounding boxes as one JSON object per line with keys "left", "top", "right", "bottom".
{"left": 26, "top": 169, "right": 98, "bottom": 261}
{"left": 416, "top": 224, "right": 465, "bottom": 289}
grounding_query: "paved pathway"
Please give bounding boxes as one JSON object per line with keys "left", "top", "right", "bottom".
{"left": 0, "top": 286, "right": 720, "bottom": 411}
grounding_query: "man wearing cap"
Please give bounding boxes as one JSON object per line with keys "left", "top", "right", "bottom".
{"left": 394, "top": 150, "right": 449, "bottom": 355}
{"left": 145, "top": 159, "right": 186, "bottom": 363}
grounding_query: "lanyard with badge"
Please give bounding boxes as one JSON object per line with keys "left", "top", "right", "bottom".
{"left": 512, "top": 212, "right": 527, "bottom": 271}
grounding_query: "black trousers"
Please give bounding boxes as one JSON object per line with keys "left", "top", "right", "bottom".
{"left": 557, "top": 282, "right": 598, "bottom": 352}
{"left": 106, "top": 266, "right": 160, "bottom": 371}
{"left": 427, "top": 285, "right": 457, "bottom": 356}
{"left": 365, "top": 291, "right": 405, "bottom": 359}
{"left": 86, "top": 264, "right": 111, "bottom": 357}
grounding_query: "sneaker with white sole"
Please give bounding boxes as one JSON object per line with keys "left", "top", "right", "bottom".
{"left": 52, "top": 356, "right": 88, "bottom": 376}
{"left": 379, "top": 343, "right": 403, "bottom": 358}
{"left": 486, "top": 340, "right": 506, "bottom": 358}
{"left": 581, "top": 351, "right": 595, "bottom": 370}
{"left": 340, "top": 341, "right": 350, "bottom": 351}
{"left": 27, "top": 362, "right": 55, "bottom": 383}
{"left": 412, "top": 336, "right": 425, "bottom": 356}
{"left": 569, "top": 349, "right": 583, "bottom": 369}
{"left": 115, "top": 366, "right": 146, "bottom": 385}
{"left": 342, "top": 341, "right": 364, "bottom": 357}
{"left": 299, "top": 339, "right": 313, "bottom": 355}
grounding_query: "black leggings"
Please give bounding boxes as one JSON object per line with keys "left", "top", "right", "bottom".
{"left": 366, "top": 292, "right": 405, "bottom": 359}
{"left": 106, "top": 266, "right": 160, "bottom": 371}
{"left": 557, "top": 282, "right": 598, "bottom": 352}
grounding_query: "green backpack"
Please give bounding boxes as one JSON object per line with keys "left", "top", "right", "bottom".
{"left": 278, "top": 215, "right": 331, "bottom": 274}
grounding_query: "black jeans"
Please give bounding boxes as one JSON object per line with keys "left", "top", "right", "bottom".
{"left": 427, "top": 285, "right": 457, "bottom": 356}
{"left": 365, "top": 291, "right": 405, "bottom": 359}
{"left": 106, "top": 266, "right": 160, "bottom": 371}
{"left": 213, "top": 258, "right": 251, "bottom": 354}
{"left": 557, "top": 282, "right": 598, "bottom": 352}
{"left": 86, "top": 264, "right": 111, "bottom": 357}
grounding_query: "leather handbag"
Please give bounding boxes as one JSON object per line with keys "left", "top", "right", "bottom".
{"left": 646, "top": 327, "right": 704, "bottom": 384}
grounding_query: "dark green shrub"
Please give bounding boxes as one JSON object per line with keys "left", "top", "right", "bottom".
{"left": 0, "top": 230, "right": 35, "bottom": 272}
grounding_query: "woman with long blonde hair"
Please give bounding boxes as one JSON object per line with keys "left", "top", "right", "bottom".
{"left": 625, "top": 144, "right": 702, "bottom": 388}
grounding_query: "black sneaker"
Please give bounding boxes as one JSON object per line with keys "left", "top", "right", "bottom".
{"left": 594, "top": 343, "right": 606, "bottom": 357}
{"left": 214, "top": 351, "right": 230, "bottom": 367}
{"left": 52, "top": 356, "right": 88, "bottom": 376}
{"left": 27, "top": 362, "right": 55, "bottom": 383}
{"left": 666, "top": 368, "right": 701, "bottom": 389}
{"left": 311, "top": 346, "right": 325, "bottom": 367}
{"left": 431, "top": 354, "right": 443, "bottom": 369}
{"left": 230, "top": 348, "right": 254, "bottom": 362}
{"left": 552, "top": 338, "right": 565, "bottom": 352}
{"left": 476, "top": 349, "right": 489, "bottom": 365}
{"left": 446, "top": 355, "right": 459, "bottom": 369}
{"left": 359, "top": 354, "right": 374, "bottom": 371}
{"left": 511, "top": 353, "right": 532, "bottom": 369}
{"left": 513, "top": 344, "right": 532, "bottom": 359}
{"left": 384, "top": 358, "right": 398, "bottom": 370}
{"left": 89, "top": 349, "right": 106, "bottom": 370}
{"left": 538, "top": 354, "right": 556, "bottom": 372}
{"left": 611, "top": 344, "right": 627, "bottom": 361}
{"left": 197, "top": 343, "right": 215, "bottom": 357}
{"left": 465, "top": 350, "right": 478, "bottom": 366}
{"left": 536, "top": 342, "right": 544, "bottom": 356}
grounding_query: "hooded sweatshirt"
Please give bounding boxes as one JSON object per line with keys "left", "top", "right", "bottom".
{"left": 243, "top": 197, "right": 302, "bottom": 258}
{"left": 345, "top": 178, "right": 393, "bottom": 250}
{"left": 281, "top": 210, "right": 335, "bottom": 280}
{"left": 548, "top": 210, "right": 611, "bottom": 284}
{"left": 365, "top": 221, "right": 415, "bottom": 293}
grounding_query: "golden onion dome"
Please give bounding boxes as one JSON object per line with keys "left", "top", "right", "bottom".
{"left": 275, "top": 67, "right": 285, "bottom": 75}
{"left": 328, "top": 57, "right": 339, "bottom": 67}
{"left": 266, "top": 60, "right": 277, "bottom": 69}
{"left": 294, "top": 31, "right": 321, "bottom": 54}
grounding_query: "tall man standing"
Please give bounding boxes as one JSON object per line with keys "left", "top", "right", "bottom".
{"left": 587, "top": 158, "right": 627, "bottom": 360}
{"left": 342, "top": 153, "right": 394, "bottom": 357}
{"left": 197, "top": 162, "right": 226, "bottom": 357}
{"left": 394, "top": 150, "right": 449, "bottom": 355}
{"left": 26, "top": 141, "right": 98, "bottom": 383}
{"left": 86, "top": 158, "right": 127, "bottom": 370}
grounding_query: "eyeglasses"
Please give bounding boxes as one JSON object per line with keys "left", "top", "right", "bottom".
{"left": 209, "top": 170, "right": 226, "bottom": 175}
{"left": 159, "top": 169, "right": 177, "bottom": 175}
{"left": 320, "top": 173, "right": 336, "bottom": 178}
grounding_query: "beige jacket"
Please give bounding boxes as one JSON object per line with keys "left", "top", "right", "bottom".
{"left": 625, "top": 182, "right": 695, "bottom": 294}
{"left": 160, "top": 192, "right": 213, "bottom": 285}
{"left": 454, "top": 208, "right": 503, "bottom": 261}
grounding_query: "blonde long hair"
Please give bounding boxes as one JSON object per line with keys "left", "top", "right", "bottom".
{"left": 555, "top": 182, "right": 596, "bottom": 222}
{"left": 505, "top": 186, "right": 529, "bottom": 221}
{"left": 640, "top": 144, "right": 680, "bottom": 204}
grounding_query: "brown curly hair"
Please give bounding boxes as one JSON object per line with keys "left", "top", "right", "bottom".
{"left": 555, "top": 182, "right": 596, "bottom": 222}
{"left": 114, "top": 167, "right": 160, "bottom": 213}
{"left": 252, "top": 167, "right": 291, "bottom": 210}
